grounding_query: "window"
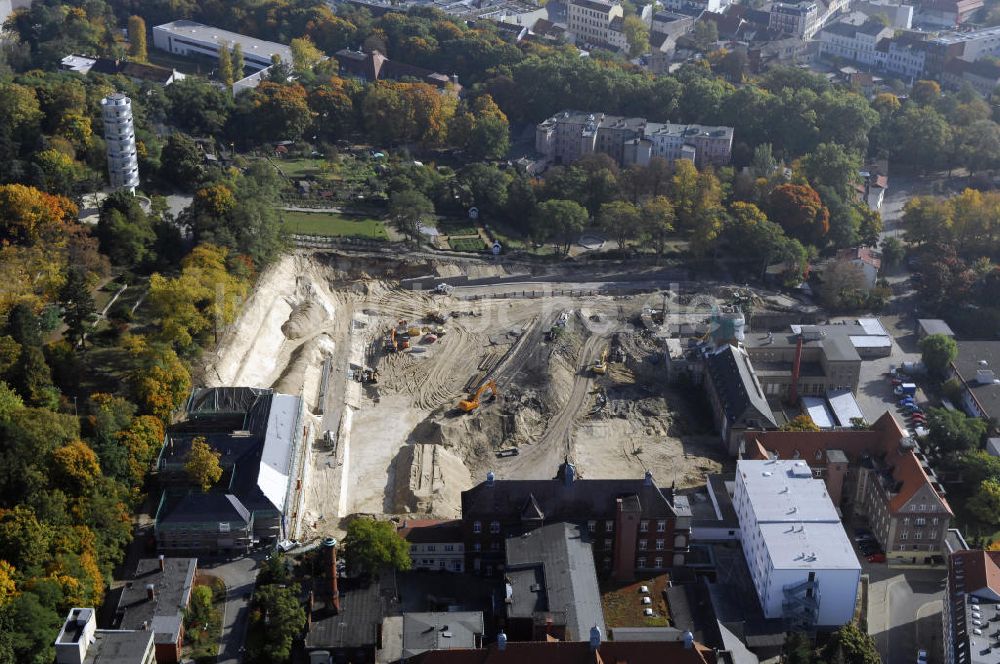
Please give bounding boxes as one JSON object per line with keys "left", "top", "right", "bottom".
{"left": 588, "top": 520, "right": 597, "bottom": 533}
{"left": 439, "top": 560, "right": 446, "bottom": 568}
{"left": 654, "top": 557, "right": 663, "bottom": 569}
{"left": 915, "top": 518, "right": 926, "bottom": 527}
{"left": 427, "top": 545, "right": 436, "bottom": 552}
{"left": 640, "top": 520, "right": 649, "bottom": 532}
{"left": 473, "top": 543, "right": 481, "bottom": 552}
{"left": 656, "top": 520, "right": 666, "bottom": 532}
{"left": 605, "top": 520, "right": 614, "bottom": 531}
{"left": 444, "top": 545, "right": 454, "bottom": 552}
{"left": 639, "top": 539, "right": 648, "bottom": 550}
{"left": 451, "top": 561, "right": 462, "bottom": 571}
{"left": 473, "top": 521, "right": 482, "bottom": 534}
{"left": 410, "top": 545, "right": 418, "bottom": 552}
{"left": 656, "top": 539, "right": 665, "bottom": 550}
{"left": 901, "top": 531, "right": 908, "bottom": 540}
{"left": 932, "top": 517, "right": 939, "bottom": 526}
{"left": 490, "top": 521, "right": 500, "bottom": 534}
{"left": 915, "top": 531, "right": 923, "bottom": 539}
{"left": 903, "top": 517, "right": 909, "bottom": 526}
{"left": 638, "top": 557, "right": 647, "bottom": 569}
{"left": 604, "top": 539, "right": 612, "bottom": 551}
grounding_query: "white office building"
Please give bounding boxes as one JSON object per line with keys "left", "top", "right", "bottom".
{"left": 734, "top": 460, "right": 861, "bottom": 630}
{"left": 101, "top": 93, "right": 139, "bottom": 193}
{"left": 152, "top": 20, "right": 294, "bottom": 72}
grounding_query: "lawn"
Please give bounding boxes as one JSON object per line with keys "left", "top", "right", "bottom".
{"left": 283, "top": 210, "right": 389, "bottom": 239}
{"left": 439, "top": 222, "right": 479, "bottom": 237}
{"left": 275, "top": 157, "right": 328, "bottom": 179}
{"left": 600, "top": 574, "right": 671, "bottom": 628}
{"left": 448, "top": 236, "right": 486, "bottom": 252}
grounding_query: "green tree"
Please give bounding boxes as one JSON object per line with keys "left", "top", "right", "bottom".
{"left": 598, "top": 200, "right": 642, "bottom": 251}
{"left": 97, "top": 191, "right": 157, "bottom": 266}
{"left": 258, "top": 552, "right": 291, "bottom": 586}
{"left": 691, "top": 19, "right": 718, "bottom": 52}
{"left": 160, "top": 133, "right": 204, "bottom": 190}
{"left": 165, "top": 78, "right": 234, "bottom": 136}
{"left": 389, "top": 190, "right": 434, "bottom": 243}
{"left": 343, "top": 518, "right": 412, "bottom": 577}
{"left": 768, "top": 183, "right": 830, "bottom": 245}
{"left": 290, "top": 36, "right": 324, "bottom": 73}
{"left": 127, "top": 16, "right": 147, "bottom": 61}
{"left": 59, "top": 268, "right": 95, "bottom": 349}
{"left": 911, "top": 80, "right": 941, "bottom": 105}
{"left": 919, "top": 333, "right": 958, "bottom": 378}
{"left": 926, "top": 407, "right": 987, "bottom": 457}
{"left": 457, "top": 163, "right": 510, "bottom": 216}
{"left": 783, "top": 632, "right": 816, "bottom": 664}
{"left": 781, "top": 414, "right": 820, "bottom": 431}
{"left": 641, "top": 196, "right": 675, "bottom": 256}
{"left": 623, "top": 15, "right": 649, "bottom": 57}
{"left": 822, "top": 622, "right": 881, "bottom": 664}
{"left": 0, "top": 381, "right": 24, "bottom": 421}
{"left": 536, "top": 199, "right": 588, "bottom": 254}
{"left": 969, "top": 479, "right": 1000, "bottom": 526}
{"left": 801, "top": 142, "right": 862, "bottom": 196}
{"left": 881, "top": 236, "right": 905, "bottom": 268}
{"left": 185, "top": 437, "right": 222, "bottom": 492}
{"left": 250, "top": 82, "right": 314, "bottom": 142}
{"left": 186, "top": 585, "right": 214, "bottom": 629}
{"left": 16, "top": 345, "right": 58, "bottom": 410}
{"left": 218, "top": 41, "right": 234, "bottom": 88}
{"left": 232, "top": 43, "right": 245, "bottom": 80}
{"left": 247, "top": 585, "right": 305, "bottom": 663}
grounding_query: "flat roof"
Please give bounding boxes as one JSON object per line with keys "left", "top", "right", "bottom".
{"left": 259, "top": 393, "right": 300, "bottom": 511}
{"left": 402, "top": 611, "right": 483, "bottom": 657}
{"left": 849, "top": 335, "right": 892, "bottom": 348}
{"left": 827, "top": 389, "right": 865, "bottom": 427}
{"left": 802, "top": 397, "right": 835, "bottom": 429}
{"left": 918, "top": 319, "right": 955, "bottom": 337}
{"left": 153, "top": 20, "right": 294, "bottom": 64}
{"left": 737, "top": 460, "right": 840, "bottom": 524}
{"left": 759, "top": 522, "right": 861, "bottom": 570}
{"left": 86, "top": 630, "right": 153, "bottom": 664}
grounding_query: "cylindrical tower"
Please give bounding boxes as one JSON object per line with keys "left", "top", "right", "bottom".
{"left": 101, "top": 93, "right": 140, "bottom": 193}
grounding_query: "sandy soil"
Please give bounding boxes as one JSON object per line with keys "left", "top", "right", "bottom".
{"left": 204, "top": 252, "right": 724, "bottom": 538}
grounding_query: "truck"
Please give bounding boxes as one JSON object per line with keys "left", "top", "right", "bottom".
{"left": 894, "top": 382, "right": 917, "bottom": 396}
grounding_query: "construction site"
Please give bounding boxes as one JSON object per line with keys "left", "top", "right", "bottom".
{"left": 200, "top": 252, "right": 737, "bottom": 541}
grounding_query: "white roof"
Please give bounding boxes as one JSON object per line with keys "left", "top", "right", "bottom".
{"left": 61, "top": 54, "right": 97, "bottom": 72}
{"left": 258, "top": 393, "right": 301, "bottom": 511}
{"left": 850, "top": 335, "right": 892, "bottom": 348}
{"left": 153, "top": 20, "right": 294, "bottom": 64}
{"left": 857, "top": 318, "right": 888, "bottom": 336}
{"left": 737, "top": 460, "right": 840, "bottom": 524}
{"left": 759, "top": 522, "right": 861, "bottom": 570}
{"left": 827, "top": 389, "right": 865, "bottom": 427}
{"left": 801, "top": 397, "right": 834, "bottom": 429}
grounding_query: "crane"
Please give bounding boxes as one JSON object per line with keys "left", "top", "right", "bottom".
{"left": 457, "top": 379, "right": 499, "bottom": 412}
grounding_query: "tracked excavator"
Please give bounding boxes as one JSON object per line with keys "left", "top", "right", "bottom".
{"left": 592, "top": 349, "right": 608, "bottom": 375}
{"left": 457, "top": 379, "right": 499, "bottom": 412}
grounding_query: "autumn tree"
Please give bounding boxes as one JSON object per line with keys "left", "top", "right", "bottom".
{"left": 0, "top": 184, "right": 76, "bottom": 248}
{"left": 598, "top": 200, "right": 642, "bottom": 251}
{"left": 970, "top": 480, "right": 1000, "bottom": 526}
{"left": 127, "top": 16, "right": 147, "bottom": 61}
{"left": 218, "top": 41, "right": 234, "bottom": 88}
{"left": 641, "top": 196, "right": 675, "bottom": 257}
{"left": 623, "top": 15, "right": 649, "bottom": 58}
{"left": 768, "top": 183, "right": 830, "bottom": 245}
{"left": 50, "top": 441, "right": 102, "bottom": 496}
{"left": 343, "top": 518, "right": 412, "bottom": 577}
{"left": 125, "top": 335, "right": 192, "bottom": 420}
{"left": 118, "top": 415, "right": 165, "bottom": 484}
{"left": 185, "top": 437, "right": 222, "bottom": 492}
{"left": 250, "top": 82, "right": 314, "bottom": 142}
{"left": 536, "top": 199, "right": 588, "bottom": 254}
{"left": 449, "top": 95, "right": 510, "bottom": 160}
{"left": 362, "top": 81, "right": 457, "bottom": 147}
{"left": 231, "top": 42, "right": 245, "bottom": 79}
{"left": 781, "top": 415, "right": 820, "bottom": 432}
{"left": 290, "top": 36, "right": 324, "bottom": 73}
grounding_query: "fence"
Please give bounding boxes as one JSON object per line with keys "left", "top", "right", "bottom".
{"left": 456, "top": 288, "right": 654, "bottom": 300}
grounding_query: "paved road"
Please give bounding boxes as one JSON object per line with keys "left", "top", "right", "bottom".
{"left": 200, "top": 553, "right": 264, "bottom": 664}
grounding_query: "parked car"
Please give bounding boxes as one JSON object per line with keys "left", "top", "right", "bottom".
{"left": 277, "top": 539, "right": 299, "bottom": 553}
{"left": 496, "top": 448, "right": 520, "bottom": 458}
{"left": 860, "top": 543, "right": 881, "bottom": 555}
{"left": 868, "top": 553, "right": 886, "bottom": 563}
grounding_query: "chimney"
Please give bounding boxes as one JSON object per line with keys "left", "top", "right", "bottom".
{"left": 643, "top": 470, "right": 653, "bottom": 486}
{"left": 612, "top": 496, "right": 640, "bottom": 582}
{"left": 145, "top": 584, "right": 155, "bottom": 601}
{"left": 486, "top": 470, "right": 495, "bottom": 487}
{"left": 497, "top": 631, "right": 507, "bottom": 651}
{"left": 789, "top": 335, "right": 803, "bottom": 404}
{"left": 589, "top": 625, "right": 602, "bottom": 652}
{"left": 683, "top": 630, "right": 694, "bottom": 649}
{"left": 158, "top": 554, "right": 165, "bottom": 571}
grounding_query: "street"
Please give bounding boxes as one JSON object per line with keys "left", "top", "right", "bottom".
{"left": 868, "top": 566, "right": 947, "bottom": 664}
{"left": 200, "top": 553, "right": 265, "bottom": 664}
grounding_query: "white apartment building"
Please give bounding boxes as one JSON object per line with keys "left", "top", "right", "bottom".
{"left": 770, "top": 2, "right": 821, "bottom": 39}
{"left": 662, "top": 0, "right": 731, "bottom": 14}
{"left": 734, "top": 460, "right": 861, "bottom": 630}
{"left": 152, "top": 20, "right": 293, "bottom": 72}
{"left": 874, "top": 37, "right": 927, "bottom": 81}
{"left": 819, "top": 21, "right": 893, "bottom": 66}
{"left": 399, "top": 520, "right": 465, "bottom": 573}
{"left": 567, "top": 0, "right": 625, "bottom": 49}
{"left": 101, "top": 93, "right": 139, "bottom": 193}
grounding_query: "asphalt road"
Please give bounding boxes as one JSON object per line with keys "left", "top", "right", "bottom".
{"left": 200, "top": 553, "right": 264, "bottom": 664}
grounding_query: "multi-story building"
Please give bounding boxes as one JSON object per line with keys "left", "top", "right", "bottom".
{"left": 398, "top": 519, "right": 465, "bottom": 572}
{"left": 152, "top": 20, "right": 293, "bottom": 72}
{"left": 769, "top": 1, "right": 820, "bottom": 39}
{"left": 942, "top": 57, "right": 1000, "bottom": 97}
{"left": 744, "top": 411, "right": 955, "bottom": 564}
{"left": 107, "top": 557, "right": 197, "bottom": 664}
{"left": 55, "top": 608, "right": 156, "bottom": 664}
{"left": 703, "top": 343, "right": 778, "bottom": 455}
{"left": 943, "top": 549, "right": 1000, "bottom": 664}
{"left": 950, "top": 341, "right": 1000, "bottom": 429}
{"left": 874, "top": 33, "right": 929, "bottom": 80}
{"left": 662, "top": 0, "right": 732, "bottom": 14}
{"left": 101, "top": 93, "right": 139, "bottom": 193}
{"left": 459, "top": 461, "right": 691, "bottom": 580}
{"left": 917, "top": 0, "right": 983, "bottom": 26}
{"left": 818, "top": 21, "right": 893, "bottom": 66}
{"left": 734, "top": 459, "right": 861, "bottom": 629}
{"left": 154, "top": 387, "right": 308, "bottom": 554}
{"left": 567, "top": 0, "right": 624, "bottom": 49}
{"left": 535, "top": 111, "right": 734, "bottom": 169}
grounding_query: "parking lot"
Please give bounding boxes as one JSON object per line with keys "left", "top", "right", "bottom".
{"left": 851, "top": 314, "right": 925, "bottom": 431}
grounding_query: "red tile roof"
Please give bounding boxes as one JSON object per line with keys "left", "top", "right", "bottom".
{"left": 412, "top": 640, "right": 718, "bottom": 664}
{"left": 952, "top": 550, "right": 1000, "bottom": 598}
{"left": 836, "top": 247, "right": 882, "bottom": 270}
{"left": 747, "top": 412, "right": 953, "bottom": 516}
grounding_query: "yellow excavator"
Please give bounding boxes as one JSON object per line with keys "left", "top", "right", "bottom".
{"left": 458, "top": 380, "right": 499, "bottom": 412}
{"left": 592, "top": 349, "right": 608, "bottom": 375}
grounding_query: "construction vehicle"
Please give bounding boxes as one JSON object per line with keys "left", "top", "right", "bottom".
{"left": 457, "top": 379, "right": 499, "bottom": 412}
{"left": 384, "top": 328, "right": 398, "bottom": 352}
{"left": 427, "top": 310, "right": 449, "bottom": 325}
{"left": 592, "top": 349, "right": 608, "bottom": 375}
{"left": 434, "top": 283, "right": 455, "bottom": 295}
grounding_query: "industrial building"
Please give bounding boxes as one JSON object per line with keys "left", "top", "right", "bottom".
{"left": 733, "top": 460, "right": 861, "bottom": 629}
{"left": 154, "top": 387, "right": 309, "bottom": 554}
{"left": 152, "top": 20, "right": 293, "bottom": 71}
{"left": 101, "top": 93, "right": 139, "bottom": 193}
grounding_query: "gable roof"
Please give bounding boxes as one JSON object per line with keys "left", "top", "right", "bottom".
{"left": 951, "top": 550, "right": 1000, "bottom": 600}
{"left": 398, "top": 519, "right": 463, "bottom": 543}
{"left": 705, "top": 344, "right": 777, "bottom": 428}
{"left": 403, "top": 612, "right": 484, "bottom": 658}
{"left": 836, "top": 247, "right": 882, "bottom": 270}
{"left": 746, "top": 411, "right": 953, "bottom": 516}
